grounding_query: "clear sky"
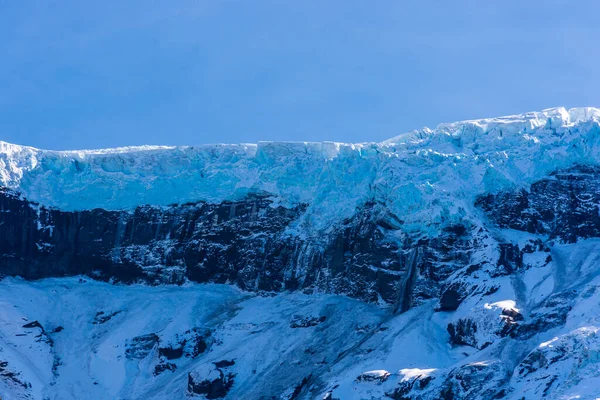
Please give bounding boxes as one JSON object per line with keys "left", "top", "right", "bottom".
{"left": 1, "top": 1, "right": 599, "bottom": 150}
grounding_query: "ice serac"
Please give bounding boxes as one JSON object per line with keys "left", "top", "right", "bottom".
{"left": 4, "top": 107, "right": 600, "bottom": 399}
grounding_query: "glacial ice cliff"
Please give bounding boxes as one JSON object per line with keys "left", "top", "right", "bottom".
{"left": 2, "top": 107, "right": 600, "bottom": 235}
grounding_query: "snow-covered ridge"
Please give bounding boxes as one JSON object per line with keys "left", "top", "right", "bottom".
{"left": 384, "top": 106, "right": 600, "bottom": 144}
{"left": 1, "top": 107, "right": 600, "bottom": 233}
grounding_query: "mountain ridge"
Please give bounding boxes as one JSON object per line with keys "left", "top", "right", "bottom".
{"left": 3, "top": 106, "right": 599, "bottom": 153}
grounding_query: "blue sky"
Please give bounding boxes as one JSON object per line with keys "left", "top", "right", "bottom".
{"left": 1, "top": 1, "right": 599, "bottom": 149}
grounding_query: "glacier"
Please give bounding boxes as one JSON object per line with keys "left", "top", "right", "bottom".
{"left": 3, "top": 107, "right": 600, "bottom": 399}
{"left": 2, "top": 107, "right": 600, "bottom": 235}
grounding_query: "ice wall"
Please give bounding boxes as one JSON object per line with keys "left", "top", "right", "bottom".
{"left": 2, "top": 107, "right": 600, "bottom": 234}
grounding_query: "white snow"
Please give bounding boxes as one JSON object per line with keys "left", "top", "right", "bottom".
{"left": 485, "top": 300, "right": 519, "bottom": 312}
{"left": 398, "top": 368, "right": 437, "bottom": 381}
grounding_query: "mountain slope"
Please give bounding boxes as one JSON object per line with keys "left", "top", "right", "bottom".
{"left": 2, "top": 107, "right": 600, "bottom": 399}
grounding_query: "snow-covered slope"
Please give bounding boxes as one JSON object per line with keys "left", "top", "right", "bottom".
{"left": 3, "top": 107, "right": 600, "bottom": 399}
{"left": 3, "top": 256, "right": 600, "bottom": 400}
{"left": 1, "top": 277, "right": 451, "bottom": 400}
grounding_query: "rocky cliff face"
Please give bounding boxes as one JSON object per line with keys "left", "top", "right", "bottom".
{"left": 0, "top": 189, "right": 406, "bottom": 305}
{"left": 3, "top": 108, "right": 600, "bottom": 399}
{"left": 477, "top": 164, "right": 600, "bottom": 243}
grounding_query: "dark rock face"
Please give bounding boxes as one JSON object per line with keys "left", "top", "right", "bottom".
{"left": 387, "top": 374, "right": 434, "bottom": 400}
{"left": 410, "top": 224, "right": 477, "bottom": 311}
{"left": 0, "top": 189, "right": 305, "bottom": 286}
{"left": 154, "top": 362, "right": 177, "bottom": 376}
{"left": 514, "top": 291, "right": 575, "bottom": 339}
{"left": 0, "top": 187, "right": 513, "bottom": 313}
{"left": 93, "top": 311, "right": 121, "bottom": 325}
{"left": 158, "top": 327, "right": 211, "bottom": 360}
{"left": 447, "top": 309, "right": 522, "bottom": 350}
{"left": 0, "top": 190, "right": 405, "bottom": 304}
{"left": 511, "top": 327, "right": 599, "bottom": 397}
{"left": 213, "top": 360, "right": 235, "bottom": 369}
{"left": 158, "top": 346, "right": 183, "bottom": 360}
{"left": 289, "top": 315, "right": 326, "bottom": 329}
{"left": 438, "top": 284, "right": 466, "bottom": 312}
{"left": 387, "top": 362, "right": 508, "bottom": 400}
{"left": 0, "top": 360, "right": 31, "bottom": 390}
{"left": 22, "top": 320, "right": 44, "bottom": 330}
{"left": 494, "top": 240, "right": 550, "bottom": 277}
{"left": 476, "top": 165, "right": 600, "bottom": 243}
{"left": 314, "top": 202, "right": 406, "bottom": 304}
{"left": 125, "top": 333, "right": 159, "bottom": 360}
{"left": 447, "top": 319, "right": 479, "bottom": 348}
{"left": 187, "top": 365, "right": 235, "bottom": 399}
{"left": 355, "top": 371, "right": 390, "bottom": 383}
{"left": 21, "top": 320, "right": 53, "bottom": 346}
{"left": 439, "top": 361, "right": 509, "bottom": 400}
{"left": 121, "top": 327, "right": 214, "bottom": 376}
{"left": 2, "top": 164, "right": 598, "bottom": 314}
{"left": 290, "top": 374, "right": 313, "bottom": 399}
